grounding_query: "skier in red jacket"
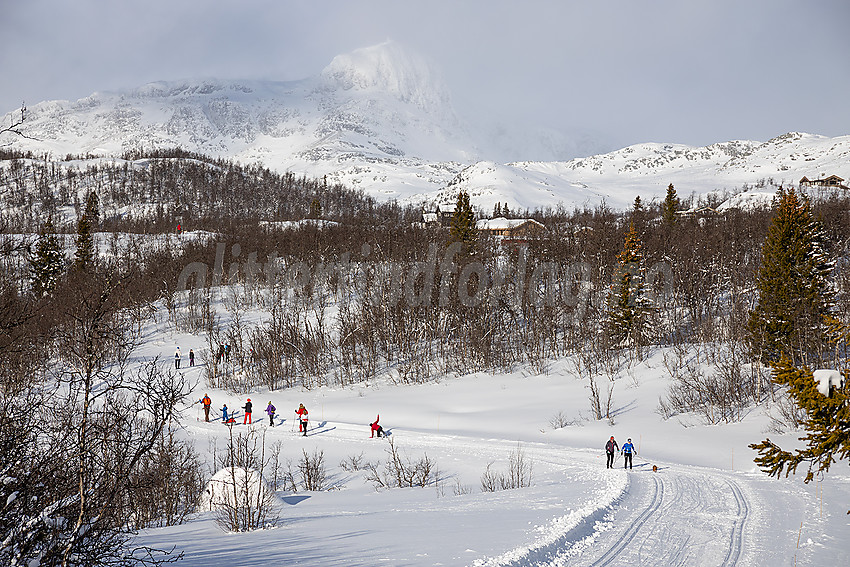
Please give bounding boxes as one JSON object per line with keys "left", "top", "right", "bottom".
{"left": 370, "top": 415, "right": 384, "bottom": 438}
{"left": 295, "top": 403, "right": 308, "bottom": 434}
{"left": 243, "top": 398, "right": 253, "bottom": 425}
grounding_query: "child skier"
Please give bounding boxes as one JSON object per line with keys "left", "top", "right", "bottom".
{"left": 295, "top": 403, "right": 308, "bottom": 436}
{"left": 221, "top": 404, "right": 228, "bottom": 423}
{"left": 622, "top": 438, "right": 637, "bottom": 470}
{"left": 243, "top": 398, "right": 253, "bottom": 425}
{"left": 266, "top": 401, "right": 276, "bottom": 426}
{"left": 605, "top": 436, "right": 619, "bottom": 469}
{"left": 189, "top": 348, "right": 195, "bottom": 366}
{"left": 370, "top": 415, "right": 384, "bottom": 438}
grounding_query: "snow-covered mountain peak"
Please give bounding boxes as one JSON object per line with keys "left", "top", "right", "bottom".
{"left": 127, "top": 79, "right": 256, "bottom": 100}
{"left": 321, "top": 40, "right": 451, "bottom": 115}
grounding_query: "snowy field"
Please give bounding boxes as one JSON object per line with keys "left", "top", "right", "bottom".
{"left": 134, "top": 300, "right": 850, "bottom": 566}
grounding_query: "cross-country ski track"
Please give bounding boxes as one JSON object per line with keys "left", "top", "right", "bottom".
{"left": 138, "top": 411, "right": 826, "bottom": 567}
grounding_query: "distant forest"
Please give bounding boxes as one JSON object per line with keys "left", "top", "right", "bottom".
{"left": 4, "top": 147, "right": 850, "bottom": 393}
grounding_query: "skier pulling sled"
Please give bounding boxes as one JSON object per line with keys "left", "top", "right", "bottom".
{"left": 221, "top": 404, "right": 239, "bottom": 425}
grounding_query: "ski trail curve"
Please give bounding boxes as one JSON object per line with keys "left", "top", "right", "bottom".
{"left": 479, "top": 465, "right": 753, "bottom": 567}
{"left": 721, "top": 479, "right": 749, "bottom": 567}
{"left": 588, "top": 475, "right": 663, "bottom": 567}
{"left": 578, "top": 469, "right": 752, "bottom": 567}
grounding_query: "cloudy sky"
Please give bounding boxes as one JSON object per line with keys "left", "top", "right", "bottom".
{"left": 2, "top": 0, "right": 849, "bottom": 158}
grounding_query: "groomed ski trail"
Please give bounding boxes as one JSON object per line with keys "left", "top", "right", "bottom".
{"left": 478, "top": 463, "right": 753, "bottom": 567}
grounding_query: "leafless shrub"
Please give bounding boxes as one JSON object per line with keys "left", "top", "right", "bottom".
{"left": 766, "top": 388, "right": 809, "bottom": 433}
{"left": 210, "top": 428, "right": 278, "bottom": 532}
{"left": 662, "top": 347, "right": 763, "bottom": 424}
{"left": 480, "top": 444, "right": 533, "bottom": 492}
{"left": 453, "top": 479, "right": 474, "bottom": 496}
{"left": 298, "top": 449, "right": 327, "bottom": 491}
{"left": 588, "top": 374, "right": 616, "bottom": 422}
{"left": 656, "top": 395, "right": 676, "bottom": 420}
{"left": 339, "top": 452, "right": 367, "bottom": 472}
{"left": 365, "top": 439, "right": 438, "bottom": 489}
{"left": 480, "top": 461, "right": 500, "bottom": 493}
{"left": 127, "top": 424, "right": 207, "bottom": 529}
{"left": 549, "top": 410, "right": 581, "bottom": 429}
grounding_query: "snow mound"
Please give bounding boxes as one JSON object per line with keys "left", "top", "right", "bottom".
{"left": 716, "top": 191, "right": 777, "bottom": 211}
{"left": 200, "top": 467, "right": 274, "bottom": 512}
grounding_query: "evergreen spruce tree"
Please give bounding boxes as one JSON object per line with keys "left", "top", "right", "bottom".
{"left": 661, "top": 183, "right": 679, "bottom": 226}
{"left": 748, "top": 188, "right": 834, "bottom": 364}
{"left": 85, "top": 191, "right": 100, "bottom": 229}
{"left": 749, "top": 320, "right": 849, "bottom": 510}
{"left": 605, "top": 222, "right": 654, "bottom": 347}
{"left": 631, "top": 195, "right": 645, "bottom": 232}
{"left": 309, "top": 198, "right": 322, "bottom": 219}
{"left": 29, "top": 215, "right": 64, "bottom": 297}
{"left": 450, "top": 191, "right": 477, "bottom": 251}
{"left": 493, "top": 202, "right": 502, "bottom": 218}
{"left": 74, "top": 213, "right": 95, "bottom": 272}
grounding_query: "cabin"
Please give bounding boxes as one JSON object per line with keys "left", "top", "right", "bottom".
{"left": 436, "top": 204, "right": 456, "bottom": 226}
{"left": 799, "top": 175, "right": 849, "bottom": 191}
{"left": 677, "top": 205, "right": 718, "bottom": 219}
{"left": 415, "top": 204, "right": 456, "bottom": 228}
{"left": 476, "top": 217, "right": 546, "bottom": 242}
{"left": 416, "top": 212, "right": 440, "bottom": 228}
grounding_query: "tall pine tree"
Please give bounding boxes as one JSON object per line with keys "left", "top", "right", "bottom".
{"left": 605, "top": 222, "right": 654, "bottom": 347}
{"left": 85, "top": 191, "right": 100, "bottom": 229}
{"left": 748, "top": 188, "right": 834, "bottom": 364}
{"left": 74, "top": 213, "right": 95, "bottom": 272}
{"left": 749, "top": 318, "right": 849, "bottom": 511}
{"left": 450, "top": 191, "right": 477, "bottom": 251}
{"left": 30, "top": 215, "right": 64, "bottom": 297}
{"left": 661, "top": 183, "right": 679, "bottom": 227}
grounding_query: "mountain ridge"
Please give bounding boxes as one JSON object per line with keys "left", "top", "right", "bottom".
{"left": 3, "top": 42, "right": 849, "bottom": 212}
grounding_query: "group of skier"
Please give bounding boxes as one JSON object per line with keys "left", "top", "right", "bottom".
{"left": 604, "top": 436, "right": 638, "bottom": 469}
{"left": 188, "top": 347, "right": 639, "bottom": 463}
{"left": 203, "top": 390, "right": 639, "bottom": 468}
{"left": 196, "top": 394, "right": 387, "bottom": 440}
{"left": 174, "top": 347, "right": 195, "bottom": 369}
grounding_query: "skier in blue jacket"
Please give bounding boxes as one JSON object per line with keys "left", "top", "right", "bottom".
{"left": 622, "top": 438, "right": 637, "bottom": 469}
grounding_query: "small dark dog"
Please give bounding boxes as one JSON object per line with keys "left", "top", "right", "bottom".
{"left": 652, "top": 465, "right": 658, "bottom": 472}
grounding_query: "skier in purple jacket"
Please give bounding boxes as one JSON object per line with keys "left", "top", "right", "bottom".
{"left": 605, "top": 436, "right": 619, "bottom": 468}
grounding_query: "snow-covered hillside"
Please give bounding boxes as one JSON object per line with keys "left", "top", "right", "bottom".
{"left": 4, "top": 42, "right": 849, "bottom": 212}
{"left": 126, "top": 290, "right": 849, "bottom": 566}
{"left": 435, "top": 133, "right": 850, "bottom": 212}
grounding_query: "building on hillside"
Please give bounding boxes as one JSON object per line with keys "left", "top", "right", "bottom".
{"left": 415, "top": 211, "right": 440, "bottom": 228}
{"left": 476, "top": 217, "right": 546, "bottom": 244}
{"left": 414, "top": 204, "right": 456, "bottom": 228}
{"left": 677, "top": 205, "right": 718, "bottom": 219}
{"left": 799, "top": 175, "right": 849, "bottom": 191}
{"left": 436, "top": 203, "right": 456, "bottom": 226}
